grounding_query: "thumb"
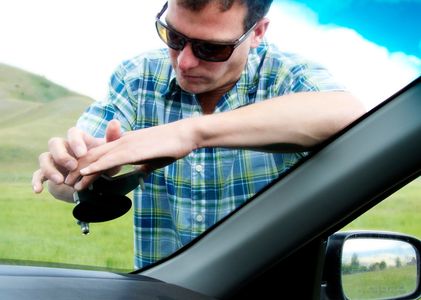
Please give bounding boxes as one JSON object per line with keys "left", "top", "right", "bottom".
{"left": 106, "top": 119, "right": 122, "bottom": 143}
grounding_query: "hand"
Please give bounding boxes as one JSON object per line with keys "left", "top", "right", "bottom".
{"left": 32, "top": 120, "right": 122, "bottom": 197}
{"left": 69, "top": 119, "right": 197, "bottom": 190}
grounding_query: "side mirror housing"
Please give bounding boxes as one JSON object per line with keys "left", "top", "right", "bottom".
{"left": 323, "top": 231, "right": 421, "bottom": 300}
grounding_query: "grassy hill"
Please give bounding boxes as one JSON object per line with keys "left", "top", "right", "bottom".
{"left": 0, "top": 63, "right": 76, "bottom": 103}
{"left": 0, "top": 64, "right": 134, "bottom": 272}
{"left": 0, "top": 63, "right": 93, "bottom": 182}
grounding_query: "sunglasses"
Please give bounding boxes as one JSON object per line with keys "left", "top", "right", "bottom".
{"left": 155, "top": 2, "right": 257, "bottom": 62}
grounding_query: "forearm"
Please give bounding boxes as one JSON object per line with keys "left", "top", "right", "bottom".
{"left": 194, "top": 91, "right": 366, "bottom": 152}
{"left": 73, "top": 91, "right": 365, "bottom": 179}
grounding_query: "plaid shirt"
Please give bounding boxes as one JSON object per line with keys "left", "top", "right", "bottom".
{"left": 77, "top": 40, "right": 344, "bottom": 269}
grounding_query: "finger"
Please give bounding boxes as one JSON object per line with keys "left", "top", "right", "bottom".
{"left": 106, "top": 119, "right": 122, "bottom": 142}
{"left": 67, "top": 127, "right": 89, "bottom": 158}
{"left": 38, "top": 152, "right": 65, "bottom": 185}
{"left": 66, "top": 121, "right": 121, "bottom": 185}
{"left": 48, "top": 137, "right": 78, "bottom": 171}
{"left": 68, "top": 127, "right": 108, "bottom": 157}
{"left": 67, "top": 164, "right": 120, "bottom": 187}
{"left": 64, "top": 171, "right": 82, "bottom": 187}
{"left": 76, "top": 138, "right": 124, "bottom": 175}
{"left": 80, "top": 154, "right": 176, "bottom": 177}
{"left": 64, "top": 144, "right": 107, "bottom": 185}
{"left": 80, "top": 142, "right": 128, "bottom": 176}
{"left": 64, "top": 153, "right": 93, "bottom": 186}
{"left": 78, "top": 135, "right": 168, "bottom": 176}
{"left": 67, "top": 163, "right": 120, "bottom": 190}
{"left": 32, "top": 169, "right": 46, "bottom": 193}
{"left": 74, "top": 174, "right": 99, "bottom": 191}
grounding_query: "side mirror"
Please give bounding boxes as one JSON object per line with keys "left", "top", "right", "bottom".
{"left": 323, "top": 231, "right": 421, "bottom": 300}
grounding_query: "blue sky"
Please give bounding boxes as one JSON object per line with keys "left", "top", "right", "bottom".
{"left": 280, "top": 0, "right": 421, "bottom": 57}
{"left": 266, "top": 0, "right": 420, "bottom": 108}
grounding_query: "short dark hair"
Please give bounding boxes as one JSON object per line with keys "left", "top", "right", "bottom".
{"left": 177, "top": 0, "right": 273, "bottom": 31}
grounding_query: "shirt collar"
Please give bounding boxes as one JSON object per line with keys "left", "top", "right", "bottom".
{"left": 163, "top": 71, "right": 180, "bottom": 100}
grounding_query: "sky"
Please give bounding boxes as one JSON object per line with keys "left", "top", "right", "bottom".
{"left": 342, "top": 238, "right": 416, "bottom": 266}
{"left": 287, "top": 0, "right": 421, "bottom": 57}
{"left": 1, "top": 0, "right": 420, "bottom": 110}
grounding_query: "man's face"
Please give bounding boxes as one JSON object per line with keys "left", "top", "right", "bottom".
{"left": 165, "top": 0, "right": 254, "bottom": 95}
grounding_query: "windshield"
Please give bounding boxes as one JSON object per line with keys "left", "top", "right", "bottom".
{"left": 0, "top": 0, "right": 419, "bottom": 272}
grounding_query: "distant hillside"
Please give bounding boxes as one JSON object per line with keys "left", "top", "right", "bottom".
{"left": 0, "top": 63, "right": 94, "bottom": 182}
{"left": 0, "top": 63, "right": 79, "bottom": 103}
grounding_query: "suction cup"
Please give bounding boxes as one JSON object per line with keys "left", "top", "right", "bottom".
{"left": 72, "top": 171, "right": 145, "bottom": 226}
{"left": 73, "top": 193, "right": 132, "bottom": 223}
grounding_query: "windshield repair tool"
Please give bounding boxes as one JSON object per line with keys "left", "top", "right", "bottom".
{"left": 72, "top": 170, "right": 146, "bottom": 235}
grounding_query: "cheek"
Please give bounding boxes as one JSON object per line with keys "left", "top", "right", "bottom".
{"left": 221, "top": 50, "right": 249, "bottom": 77}
{"left": 208, "top": 46, "right": 250, "bottom": 77}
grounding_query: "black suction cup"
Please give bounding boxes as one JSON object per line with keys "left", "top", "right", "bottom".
{"left": 72, "top": 171, "right": 145, "bottom": 225}
{"left": 73, "top": 193, "right": 132, "bottom": 223}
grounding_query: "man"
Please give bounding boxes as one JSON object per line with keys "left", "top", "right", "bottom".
{"left": 32, "top": 0, "right": 365, "bottom": 268}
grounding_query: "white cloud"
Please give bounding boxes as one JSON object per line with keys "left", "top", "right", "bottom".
{"left": 0, "top": 0, "right": 164, "bottom": 100}
{"left": 1, "top": 0, "right": 419, "bottom": 109}
{"left": 267, "top": 2, "right": 420, "bottom": 109}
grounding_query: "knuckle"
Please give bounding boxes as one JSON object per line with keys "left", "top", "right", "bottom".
{"left": 47, "top": 137, "right": 61, "bottom": 148}
{"left": 67, "top": 126, "right": 82, "bottom": 139}
{"left": 84, "top": 150, "right": 95, "bottom": 161}
{"left": 54, "top": 154, "right": 70, "bottom": 167}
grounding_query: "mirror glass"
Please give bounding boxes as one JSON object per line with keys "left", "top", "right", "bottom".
{"left": 341, "top": 237, "right": 418, "bottom": 300}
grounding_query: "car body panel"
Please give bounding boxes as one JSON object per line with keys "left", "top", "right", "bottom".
{"left": 0, "top": 265, "right": 215, "bottom": 300}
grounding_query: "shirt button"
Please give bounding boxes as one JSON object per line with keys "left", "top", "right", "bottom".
{"left": 195, "top": 214, "right": 204, "bottom": 223}
{"left": 195, "top": 164, "right": 203, "bottom": 173}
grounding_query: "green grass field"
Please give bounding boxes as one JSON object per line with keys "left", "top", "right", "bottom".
{"left": 343, "top": 265, "right": 417, "bottom": 299}
{"left": 343, "top": 179, "right": 421, "bottom": 238}
{"left": 0, "top": 179, "right": 419, "bottom": 272}
{"left": 0, "top": 182, "right": 134, "bottom": 271}
{"left": 0, "top": 64, "right": 420, "bottom": 273}
{"left": 0, "top": 65, "right": 137, "bottom": 270}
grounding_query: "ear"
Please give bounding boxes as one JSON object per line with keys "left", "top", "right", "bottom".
{"left": 250, "top": 18, "right": 270, "bottom": 48}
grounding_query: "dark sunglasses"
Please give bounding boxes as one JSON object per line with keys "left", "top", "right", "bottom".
{"left": 155, "top": 2, "right": 257, "bottom": 62}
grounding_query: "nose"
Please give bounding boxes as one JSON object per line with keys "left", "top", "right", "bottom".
{"left": 177, "top": 43, "right": 200, "bottom": 71}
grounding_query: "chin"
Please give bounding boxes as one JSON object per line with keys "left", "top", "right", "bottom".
{"left": 177, "top": 80, "right": 209, "bottom": 95}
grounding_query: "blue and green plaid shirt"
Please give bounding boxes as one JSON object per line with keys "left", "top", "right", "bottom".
{"left": 77, "top": 40, "right": 344, "bottom": 269}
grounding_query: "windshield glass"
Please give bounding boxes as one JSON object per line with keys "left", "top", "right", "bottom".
{"left": 0, "top": 0, "right": 419, "bottom": 272}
